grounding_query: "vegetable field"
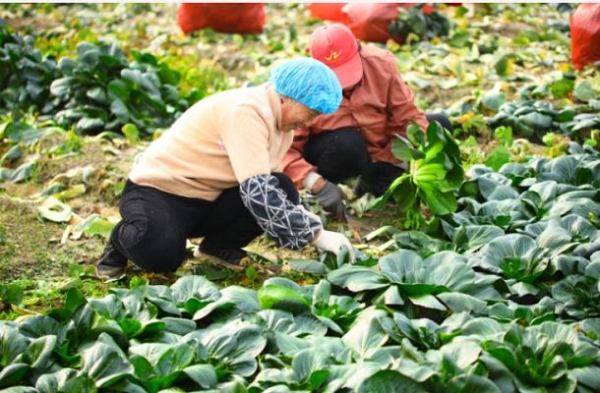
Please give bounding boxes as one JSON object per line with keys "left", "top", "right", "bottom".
{"left": 1, "top": 3, "right": 600, "bottom": 392}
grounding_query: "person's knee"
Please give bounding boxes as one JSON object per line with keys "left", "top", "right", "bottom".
{"left": 113, "top": 217, "right": 186, "bottom": 273}
{"left": 130, "top": 238, "right": 186, "bottom": 273}
{"left": 357, "top": 162, "right": 405, "bottom": 197}
{"left": 426, "top": 113, "right": 454, "bottom": 133}
{"left": 115, "top": 218, "right": 147, "bottom": 250}
{"left": 310, "top": 128, "right": 371, "bottom": 182}
{"left": 326, "top": 128, "right": 369, "bottom": 159}
{"left": 134, "top": 246, "right": 185, "bottom": 273}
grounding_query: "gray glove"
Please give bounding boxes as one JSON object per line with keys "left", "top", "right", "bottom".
{"left": 313, "top": 230, "right": 355, "bottom": 262}
{"left": 315, "top": 181, "right": 347, "bottom": 220}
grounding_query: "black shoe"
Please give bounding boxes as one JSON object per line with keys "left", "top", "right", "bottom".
{"left": 193, "top": 243, "right": 249, "bottom": 271}
{"left": 354, "top": 163, "right": 406, "bottom": 198}
{"left": 352, "top": 177, "right": 369, "bottom": 198}
{"left": 96, "top": 243, "right": 127, "bottom": 281}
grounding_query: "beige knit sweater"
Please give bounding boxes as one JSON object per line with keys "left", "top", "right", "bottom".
{"left": 130, "top": 84, "right": 293, "bottom": 201}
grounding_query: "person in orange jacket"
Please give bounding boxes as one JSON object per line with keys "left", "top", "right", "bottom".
{"left": 282, "top": 23, "right": 452, "bottom": 219}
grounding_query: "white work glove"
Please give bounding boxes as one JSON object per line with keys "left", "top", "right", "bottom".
{"left": 312, "top": 230, "right": 355, "bottom": 263}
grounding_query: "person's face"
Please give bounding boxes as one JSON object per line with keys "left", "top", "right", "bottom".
{"left": 281, "top": 97, "right": 321, "bottom": 131}
{"left": 342, "top": 80, "right": 360, "bottom": 94}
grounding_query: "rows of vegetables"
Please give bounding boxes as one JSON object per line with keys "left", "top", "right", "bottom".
{"left": 0, "top": 20, "right": 227, "bottom": 138}
{"left": 3, "top": 5, "right": 600, "bottom": 145}
{"left": 2, "top": 143, "right": 599, "bottom": 392}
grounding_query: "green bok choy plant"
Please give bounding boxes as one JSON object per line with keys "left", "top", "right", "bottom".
{"left": 371, "top": 121, "right": 465, "bottom": 230}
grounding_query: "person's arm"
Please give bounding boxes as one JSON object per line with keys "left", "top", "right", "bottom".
{"left": 240, "top": 174, "right": 322, "bottom": 249}
{"left": 281, "top": 126, "right": 346, "bottom": 219}
{"left": 385, "top": 55, "right": 428, "bottom": 138}
{"left": 223, "top": 106, "right": 352, "bottom": 256}
{"left": 240, "top": 174, "right": 353, "bottom": 261}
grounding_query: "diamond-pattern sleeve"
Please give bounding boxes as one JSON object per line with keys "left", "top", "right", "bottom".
{"left": 240, "top": 174, "right": 322, "bottom": 250}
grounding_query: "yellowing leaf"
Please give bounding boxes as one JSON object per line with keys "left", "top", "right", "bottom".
{"left": 495, "top": 55, "right": 515, "bottom": 77}
{"left": 558, "top": 63, "right": 573, "bottom": 73}
{"left": 38, "top": 197, "right": 72, "bottom": 223}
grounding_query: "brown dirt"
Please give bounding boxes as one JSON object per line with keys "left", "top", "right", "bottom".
{"left": 0, "top": 125, "right": 396, "bottom": 290}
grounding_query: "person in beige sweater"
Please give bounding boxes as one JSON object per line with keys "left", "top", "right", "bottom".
{"left": 96, "top": 58, "right": 354, "bottom": 280}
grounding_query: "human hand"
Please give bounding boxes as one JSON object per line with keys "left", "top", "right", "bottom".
{"left": 314, "top": 181, "right": 347, "bottom": 220}
{"left": 312, "top": 230, "right": 355, "bottom": 262}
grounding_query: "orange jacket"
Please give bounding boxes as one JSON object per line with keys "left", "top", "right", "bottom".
{"left": 282, "top": 45, "right": 428, "bottom": 188}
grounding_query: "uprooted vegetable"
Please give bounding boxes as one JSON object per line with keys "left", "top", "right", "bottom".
{"left": 370, "top": 121, "right": 464, "bottom": 229}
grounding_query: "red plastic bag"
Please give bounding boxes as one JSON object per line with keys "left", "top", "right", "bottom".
{"left": 340, "top": 3, "right": 400, "bottom": 44}
{"left": 571, "top": 3, "right": 600, "bottom": 70}
{"left": 307, "top": 3, "right": 347, "bottom": 22}
{"left": 177, "top": 3, "right": 265, "bottom": 35}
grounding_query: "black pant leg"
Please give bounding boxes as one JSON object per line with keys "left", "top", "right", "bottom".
{"left": 194, "top": 186, "right": 263, "bottom": 251}
{"left": 425, "top": 113, "right": 454, "bottom": 133}
{"left": 111, "top": 174, "right": 300, "bottom": 271}
{"left": 303, "top": 127, "right": 371, "bottom": 183}
{"left": 194, "top": 172, "right": 299, "bottom": 251}
{"left": 111, "top": 181, "right": 208, "bottom": 273}
{"left": 356, "top": 161, "right": 405, "bottom": 197}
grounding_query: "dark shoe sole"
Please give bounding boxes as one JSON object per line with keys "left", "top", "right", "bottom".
{"left": 95, "top": 265, "right": 127, "bottom": 282}
{"left": 193, "top": 249, "right": 247, "bottom": 271}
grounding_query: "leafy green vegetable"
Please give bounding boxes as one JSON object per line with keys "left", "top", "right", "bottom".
{"left": 488, "top": 99, "right": 599, "bottom": 144}
{"left": 551, "top": 261, "right": 600, "bottom": 319}
{"left": 480, "top": 322, "right": 599, "bottom": 392}
{"left": 0, "top": 24, "right": 60, "bottom": 119}
{"left": 388, "top": 4, "right": 451, "bottom": 44}
{"left": 257, "top": 284, "right": 310, "bottom": 313}
{"left": 372, "top": 121, "right": 464, "bottom": 229}
{"left": 473, "top": 233, "right": 550, "bottom": 297}
{"left": 485, "top": 146, "right": 511, "bottom": 171}
{"left": 0, "top": 284, "right": 23, "bottom": 311}
{"left": 51, "top": 42, "right": 189, "bottom": 135}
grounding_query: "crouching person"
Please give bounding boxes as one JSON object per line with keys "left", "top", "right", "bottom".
{"left": 96, "top": 58, "right": 354, "bottom": 280}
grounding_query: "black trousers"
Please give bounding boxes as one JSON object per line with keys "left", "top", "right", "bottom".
{"left": 110, "top": 173, "right": 299, "bottom": 272}
{"left": 303, "top": 113, "right": 453, "bottom": 197}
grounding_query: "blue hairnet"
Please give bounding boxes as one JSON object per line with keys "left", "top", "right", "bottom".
{"left": 269, "top": 58, "right": 342, "bottom": 114}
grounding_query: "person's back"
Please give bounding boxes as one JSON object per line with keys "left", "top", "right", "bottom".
{"left": 131, "top": 84, "right": 289, "bottom": 201}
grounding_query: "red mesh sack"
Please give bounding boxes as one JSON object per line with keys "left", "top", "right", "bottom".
{"left": 177, "top": 3, "right": 265, "bottom": 35}
{"left": 571, "top": 3, "right": 600, "bottom": 70}
{"left": 340, "top": 3, "right": 400, "bottom": 43}
{"left": 307, "top": 3, "right": 347, "bottom": 22}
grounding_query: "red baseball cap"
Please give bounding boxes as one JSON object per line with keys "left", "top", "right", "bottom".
{"left": 308, "top": 23, "right": 363, "bottom": 89}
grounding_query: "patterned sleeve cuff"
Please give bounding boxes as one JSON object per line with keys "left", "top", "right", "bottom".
{"left": 240, "top": 174, "right": 322, "bottom": 250}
